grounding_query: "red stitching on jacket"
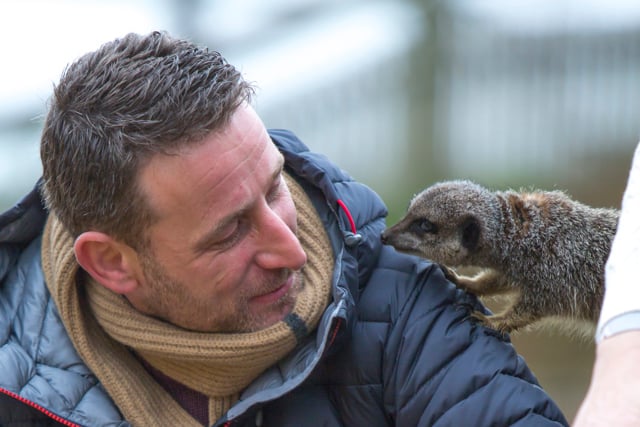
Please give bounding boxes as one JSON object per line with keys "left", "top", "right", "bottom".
{"left": 0, "top": 387, "right": 81, "bottom": 427}
{"left": 328, "top": 318, "right": 342, "bottom": 347}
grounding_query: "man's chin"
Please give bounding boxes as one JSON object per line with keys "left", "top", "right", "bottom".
{"left": 249, "top": 293, "right": 297, "bottom": 331}
{"left": 254, "top": 286, "right": 304, "bottom": 332}
{"left": 241, "top": 272, "right": 303, "bottom": 332}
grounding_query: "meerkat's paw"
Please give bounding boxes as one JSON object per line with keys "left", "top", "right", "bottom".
{"left": 438, "top": 264, "right": 478, "bottom": 293}
{"left": 471, "top": 308, "right": 538, "bottom": 335}
{"left": 438, "top": 263, "right": 460, "bottom": 283}
{"left": 470, "top": 312, "right": 515, "bottom": 335}
{"left": 473, "top": 312, "right": 516, "bottom": 334}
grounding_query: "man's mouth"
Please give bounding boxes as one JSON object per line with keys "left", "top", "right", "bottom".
{"left": 250, "top": 273, "right": 295, "bottom": 306}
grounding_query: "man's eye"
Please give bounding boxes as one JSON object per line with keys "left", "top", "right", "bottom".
{"left": 213, "top": 221, "right": 243, "bottom": 248}
{"left": 219, "top": 225, "right": 238, "bottom": 243}
{"left": 267, "top": 174, "right": 284, "bottom": 204}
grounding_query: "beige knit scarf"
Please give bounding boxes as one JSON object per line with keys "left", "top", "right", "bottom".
{"left": 42, "top": 175, "right": 334, "bottom": 426}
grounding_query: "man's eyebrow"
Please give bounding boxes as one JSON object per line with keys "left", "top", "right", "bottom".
{"left": 192, "top": 154, "right": 285, "bottom": 253}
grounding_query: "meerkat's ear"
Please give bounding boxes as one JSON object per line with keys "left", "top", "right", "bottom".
{"left": 461, "top": 217, "right": 481, "bottom": 250}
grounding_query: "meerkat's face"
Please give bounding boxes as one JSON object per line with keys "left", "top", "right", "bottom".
{"left": 381, "top": 181, "right": 485, "bottom": 266}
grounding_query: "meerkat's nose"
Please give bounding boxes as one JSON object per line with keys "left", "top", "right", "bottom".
{"left": 380, "top": 230, "right": 388, "bottom": 244}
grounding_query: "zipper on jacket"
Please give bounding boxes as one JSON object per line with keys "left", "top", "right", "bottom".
{"left": 0, "top": 387, "right": 82, "bottom": 427}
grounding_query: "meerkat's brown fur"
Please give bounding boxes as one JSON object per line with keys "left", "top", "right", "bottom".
{"left": 381, "top": 180, "right": 619, "bottom": 335}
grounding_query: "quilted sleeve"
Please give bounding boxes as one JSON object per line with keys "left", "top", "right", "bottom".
{"left": 380, "top": 250, "right": 569, "bottom": 427}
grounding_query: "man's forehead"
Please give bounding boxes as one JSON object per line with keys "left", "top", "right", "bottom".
{"left": 138, "top": 135, "right": 281, "bottom": 218}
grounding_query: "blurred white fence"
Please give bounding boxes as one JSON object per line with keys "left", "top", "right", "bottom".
{"left": 228, "top": 1, "right": 423, "bottom": 193}
{"left": 0, "top": 0, "right": 423, "bottom": 209}
{"left": 3, "top": 0, "right": 640, "bottom": 209}
{"left": 433, "top": 0, "right": 640, "bottom": 180}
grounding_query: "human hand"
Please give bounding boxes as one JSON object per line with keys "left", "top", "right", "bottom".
{"left": 573, "top": 331, "right": 640, "bottom": 426}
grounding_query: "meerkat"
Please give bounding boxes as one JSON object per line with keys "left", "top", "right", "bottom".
{"left": 381, "top": 180, "right": 619, "bottom": 335}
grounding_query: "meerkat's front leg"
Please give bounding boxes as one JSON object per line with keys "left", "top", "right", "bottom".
{"left": 472, "top": 294, "right": 539, "bottom": 334}
{"left": 439, "top": 265, "right": 533, "bottom": 334}
{"left": 439, "top": 266, "right": 512, "bottom": 296}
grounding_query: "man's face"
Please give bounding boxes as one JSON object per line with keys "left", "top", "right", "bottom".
{"left": 133, "top": 104, "right": 307, "bottom": 333}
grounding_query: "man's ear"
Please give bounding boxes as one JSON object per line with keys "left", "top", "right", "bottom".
{"left": 73, "top": 231, "right": 142, "bottom": 295}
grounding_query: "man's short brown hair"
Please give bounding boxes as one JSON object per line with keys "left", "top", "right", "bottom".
{"left": 40, "top": 31, "right": 254, "bottom": 248}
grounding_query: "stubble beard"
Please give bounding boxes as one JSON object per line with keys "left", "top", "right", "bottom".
{"left": 137, "top": 250, "right": 303, "bottom": 333}
{"left": 239, "top": 271, "right": 303, "bottom": 332}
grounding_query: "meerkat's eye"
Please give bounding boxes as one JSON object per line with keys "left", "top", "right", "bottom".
{"left": 410, "top": 219, "right": 437, "bottom": 235}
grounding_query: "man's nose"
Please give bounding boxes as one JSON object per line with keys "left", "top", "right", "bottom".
{"left": 255, "top": 210, "right": 307, "bottom": 271}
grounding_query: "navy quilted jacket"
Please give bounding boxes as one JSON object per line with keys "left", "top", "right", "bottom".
{"left": 0, "top": 129, "right": 568, "bottom": 426}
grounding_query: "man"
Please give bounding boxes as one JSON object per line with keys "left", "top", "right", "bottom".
{"left": 0, "top": 31, "right": 568, "bottom": 426}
